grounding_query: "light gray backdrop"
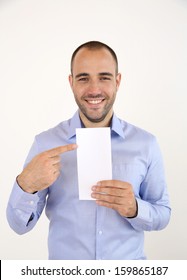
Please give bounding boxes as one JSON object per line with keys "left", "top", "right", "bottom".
{"left": 0, "top": 0, "right": 186, "bottom": 259}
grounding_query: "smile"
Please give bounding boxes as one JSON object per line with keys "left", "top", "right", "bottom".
{"left": 87, "top": 99, "right": 103, "bottom": 104}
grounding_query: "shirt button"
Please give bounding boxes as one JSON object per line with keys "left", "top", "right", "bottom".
{"left": 29, "top": 201, "right": 34, "bottom": 205}
{"left": 98, "top": 230, "right": 103, "bottom": 235}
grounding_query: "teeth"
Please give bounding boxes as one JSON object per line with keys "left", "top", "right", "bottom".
{"left": 87, "top": 100, "right": 103, "bottom": 104}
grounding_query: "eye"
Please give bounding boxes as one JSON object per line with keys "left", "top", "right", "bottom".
{"left": 78, "top": 77, "right": 89, "bottom": 82}
{"left": 100, "top": 76, "right": 111, "bottom": 81}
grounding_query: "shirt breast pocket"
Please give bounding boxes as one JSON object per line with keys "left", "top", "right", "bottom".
{"left": 112, "top": 163, "right": 146, "bottom": 195}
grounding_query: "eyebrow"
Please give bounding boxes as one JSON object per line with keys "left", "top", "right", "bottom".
{"left": 98, "top": 72, "right": 114, "bottom": 77}
{"left": 75, "top": 72, "right": 114, "bottom": 79}
{"left": 75, "top": 73, "right": 89, "bottom": 79}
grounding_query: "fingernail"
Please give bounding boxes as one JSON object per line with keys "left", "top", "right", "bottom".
{"left": 97, "top": 182, "right": 101, "bottom": 186}
{"left": 92, "top": 186, "right": 96, "bottom": 191}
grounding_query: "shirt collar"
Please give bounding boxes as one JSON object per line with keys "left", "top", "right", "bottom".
{"left": 111, "top": 113, "right": 125, "bottom": 139}
{"left": 68, "top": 111, "right": 125, "bottom": 139}
{"left": 68, "top": 111, "right": 83, "bottom": 139}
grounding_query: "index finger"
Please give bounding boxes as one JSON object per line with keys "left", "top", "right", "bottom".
{"left": 47, "top": 144, "right": 78, "bottom": 157}
{"left": 97, "top": 180, "right": 130, "bottom": 189}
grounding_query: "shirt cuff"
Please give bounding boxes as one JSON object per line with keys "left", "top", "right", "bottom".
{"left": 126, "top": 197, "right": 152, "bottom": 231}
{"left": 9, "top": 180, "right": 40, "bottom": 210}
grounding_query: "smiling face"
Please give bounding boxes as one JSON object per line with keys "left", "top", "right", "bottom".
{"left": 69, "top": 47, "right": 121, "bottom": 127}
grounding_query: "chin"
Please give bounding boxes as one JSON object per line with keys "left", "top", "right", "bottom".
{"left": 85, "top": 114, "right": 107, "bottom": 123}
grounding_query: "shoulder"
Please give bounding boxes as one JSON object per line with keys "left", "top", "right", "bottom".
{"left": 118, "top": 117, "right": 163, "bottom": 162}
{"left": 34, "top": 117, "right": 72, "bottom": 152}
{"left": 37, "top": 118, "right": 70, "bottom": 137}
{"left": 119, "top": 117, "right": 156, "bottom": 143}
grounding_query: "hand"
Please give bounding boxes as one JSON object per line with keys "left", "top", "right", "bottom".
{"left": 17, "top": 144, "right": 77, "bottom": 193}
{"left": 91, "top": 180, "right": 137, "bottom": 218}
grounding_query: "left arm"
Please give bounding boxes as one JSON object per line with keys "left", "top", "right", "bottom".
{"left": 91, "top": 138, "right": 171, "bottom": 231}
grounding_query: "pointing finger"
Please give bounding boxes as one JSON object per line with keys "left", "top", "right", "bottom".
{"left": 47, "top": 144, "right": 78, "bottom": 157}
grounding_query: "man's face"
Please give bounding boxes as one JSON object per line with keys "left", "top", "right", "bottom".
{"left": 69, "top": 47, "right": 121, "bottom": 123}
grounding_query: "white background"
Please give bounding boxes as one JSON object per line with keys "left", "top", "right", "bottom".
{"left": 0, "top": 0, "right": 187, "bottom": 260}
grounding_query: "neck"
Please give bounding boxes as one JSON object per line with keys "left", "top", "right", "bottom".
{"left": 79, "top": 110, "right": 113, "bottom": 128}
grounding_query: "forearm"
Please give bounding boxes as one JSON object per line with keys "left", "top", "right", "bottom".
{"left": 6, "top": 181, "right": 47, "bottom": 234}
{"left": 127, "top": 197, "right": 171, "bottom": 231}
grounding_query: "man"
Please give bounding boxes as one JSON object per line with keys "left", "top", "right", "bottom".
{"left": 7, "top": 41, "right": 171, "bottom": 260}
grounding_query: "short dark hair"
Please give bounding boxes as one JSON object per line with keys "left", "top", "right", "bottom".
{"left": 70, "top": 41, "right": 118, "bottom": 74}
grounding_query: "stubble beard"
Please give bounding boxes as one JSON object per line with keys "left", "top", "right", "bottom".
{"left": 74, "top": 93, "right": 116, "bottom": 123}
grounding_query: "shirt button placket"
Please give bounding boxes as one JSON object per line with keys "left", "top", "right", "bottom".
{"left": 97, "top": 229, "right": 103, "bottom": 260}
{"left": 95, "top": 206, "right": 105, "bottom": 260}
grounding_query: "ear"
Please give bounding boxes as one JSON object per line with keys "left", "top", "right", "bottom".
{"left": 116, "top": 73, "right": 121, "bottom": 91}
{"left": 68, "top": 74, "right": 73, "bottom": 88}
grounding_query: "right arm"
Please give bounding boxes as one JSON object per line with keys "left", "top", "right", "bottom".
{"left": 6, "top": 140, "right": 77, "bottom": 234}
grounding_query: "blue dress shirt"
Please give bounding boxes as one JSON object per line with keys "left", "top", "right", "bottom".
{"left": 6, "top": 111, "right": 171, "bottom": 259}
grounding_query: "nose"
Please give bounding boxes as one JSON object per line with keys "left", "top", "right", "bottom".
{"left": 87, "top": 79, "right": 102, "bottom": 94}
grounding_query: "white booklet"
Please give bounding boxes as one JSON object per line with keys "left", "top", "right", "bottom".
{"left": 76, "top": 127, "right": 112, "bottom": 200}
